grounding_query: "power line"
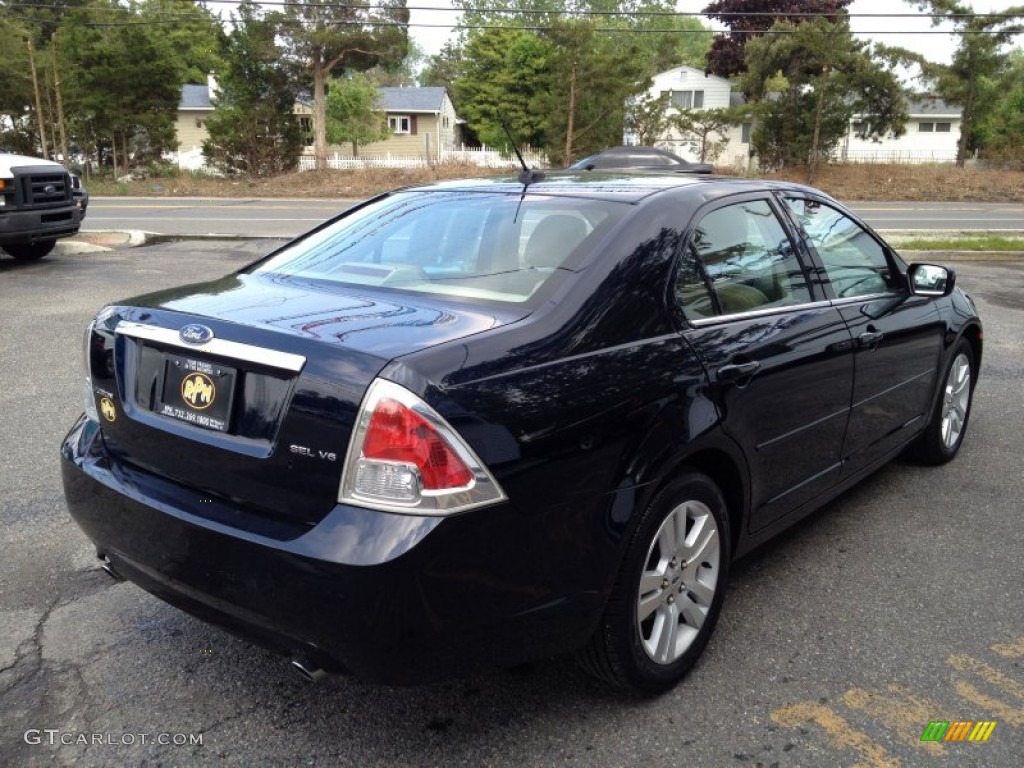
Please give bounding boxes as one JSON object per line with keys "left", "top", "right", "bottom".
{"left": 9, "top": 1, "right": 1024, "bottom": 21}
{"left": 4, "top": 11, "right": 1022, "bottom": 34}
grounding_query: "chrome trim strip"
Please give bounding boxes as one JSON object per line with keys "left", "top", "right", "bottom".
{"left": 688, "top": 299, "right": 834, "bottom": 327}
{"left": 828, "top": 292, "right": 902, "bottom": 307}
{"left": 115, "top": 321, "right": 306, "bottom": 373}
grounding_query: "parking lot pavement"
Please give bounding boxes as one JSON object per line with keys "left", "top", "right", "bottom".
{"left": 1, "top": 243, "right": 1022, "bottom": 767}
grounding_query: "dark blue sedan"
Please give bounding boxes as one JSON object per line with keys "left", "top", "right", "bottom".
{"left": 62, "top": 173, "right": 981, "bottom": 695}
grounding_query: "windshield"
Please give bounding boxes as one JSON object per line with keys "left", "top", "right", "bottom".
{"left": 250, "top": 191, "right": 626, "bottom": 303}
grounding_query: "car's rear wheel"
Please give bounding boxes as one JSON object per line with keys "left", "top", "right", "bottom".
{"left": 909, "top": 338, "right": 976, "bottom": 464}
{"left": 579, "top": 471, "right": 730, "bottom": 695}
{"left": 3, "top": 240, "right": 56, "bottom": 260}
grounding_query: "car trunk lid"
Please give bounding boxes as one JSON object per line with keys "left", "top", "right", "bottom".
{"left": 88, "top": 275, "right": 523, "bottom": 527}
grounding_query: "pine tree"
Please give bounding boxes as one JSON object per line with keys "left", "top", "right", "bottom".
{"left": 203, "top": 2, "right": 303, "bottom": 176}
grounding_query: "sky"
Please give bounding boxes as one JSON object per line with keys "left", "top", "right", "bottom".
{"left": 407, "top": 0, "right": 1024, "bottom": 66}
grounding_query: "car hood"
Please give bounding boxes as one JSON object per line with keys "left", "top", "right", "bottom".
{"left": 124, "top": 272, "right": 526, "bottom": 359}
{"left": 1, "top": 152, "right": 66, "bottom": 170}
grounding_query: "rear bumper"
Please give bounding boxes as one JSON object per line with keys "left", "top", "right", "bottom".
{"left": 61, "top": 415, "right": 604, "bottom": 684}
{"left": 0, "top": 206, "right": 81, "bottom": 245}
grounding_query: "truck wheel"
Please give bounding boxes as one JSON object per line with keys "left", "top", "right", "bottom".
{"left": 3, "top": 240, "right": 56, "bottom": 260}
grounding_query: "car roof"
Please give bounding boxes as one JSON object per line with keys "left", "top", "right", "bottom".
{"left": 401, "top": 171, "right": 825, "bottom": 206}
{"left": 588, "top": 146, "right": 682, "bottom": 158}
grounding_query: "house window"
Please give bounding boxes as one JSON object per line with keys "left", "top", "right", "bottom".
{"left": 852, "top": 120, "right": 865, "bottom": 134}
{"left": 919, "top": 122, "right": 935, "bottom": 132}
{"left": 741, "top": 122, "right": 752, "bottom": 144}
{"left": 388, "top": 115, "right": 411, "bottom": 134}
{"left": 670, "top": 90, "right": 704, "bottom": 109}
{"left": 936, "top": 122, "right": 952, "bottom": 132}
{"left": 443, "top": 116, "right": 449, "bottom": 128}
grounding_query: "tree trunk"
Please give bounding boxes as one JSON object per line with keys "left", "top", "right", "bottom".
{"left": 808, "top": 66, "right": 831, "bottom": 186}
{"left": 313, "top": 62, "right": 328, "bottom": 172}
{"left": 563, "top": 58, "right": 578, "bottom": 166}
{"left": 956, "top": 75, "right": 975, "bottom": 169}
{"left": 52, "top": 35, "right": 70, "bottom": 168}
{"left": 27, "top": 39, "right": 49, "bottom": 158}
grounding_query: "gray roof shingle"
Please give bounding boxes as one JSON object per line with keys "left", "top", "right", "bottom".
{"left": 180, "top": 84, "right": 213, "bottom": 110}
{"left": 377, "top": 87, "right": 446, "bottom": 113}
{"left": 906, "top": 96, "right": 959, "bottom": 116}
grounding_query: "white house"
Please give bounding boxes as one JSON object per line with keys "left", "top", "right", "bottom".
{"left": 840, "top": 97, "right": 961, "bottom": 163}
{"left": 633, "top": 65, "right": 963, "bottom": 169}
{"left": 628, "top": 65, "right": 753, "bottom": 170}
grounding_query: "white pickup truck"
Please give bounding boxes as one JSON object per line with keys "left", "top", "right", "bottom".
{"left": 0, "top": 151, "right": 82, "bottom": 260}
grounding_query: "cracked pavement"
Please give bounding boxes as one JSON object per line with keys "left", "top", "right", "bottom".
{"left": 1, "top": 242, "right": 1022, "bottom": 767}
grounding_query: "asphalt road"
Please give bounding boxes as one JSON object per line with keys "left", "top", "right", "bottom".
{"left": 1, "top": 243, "right": 1023, "bottom": 767}
{"left": 81, "top": 198, "right": 1024, "bottom": 239}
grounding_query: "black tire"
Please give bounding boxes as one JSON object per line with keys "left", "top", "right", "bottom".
{"left": 3, "top": 240, "right": 56, "bottom": 261}
{"left": 908, "top": 338, "right": 976, "bottom": 465}
{"left": 578, "top": 471, "right": 731, "bottom": 696}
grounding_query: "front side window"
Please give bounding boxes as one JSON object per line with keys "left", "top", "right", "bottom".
{"left": 677, "top": 199, "right": 811, "bottom": 318}
{"left": 919, "top": 121, "right": 935, "bottom": 132}
{"left": 251, "top": 192, "right": 625, "bottom": 305}
{"left": 388, "top": 115, "right": 411, "bottom": 134}
{"left": 784, "top": 198, "right": 901, "bottom": 299}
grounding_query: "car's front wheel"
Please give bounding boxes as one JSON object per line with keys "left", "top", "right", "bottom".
{"left": 579, "top": 471, "right": 731, "bottom": 695}
{"left": 909, "top": 338, "right": 976, "bottom": 464}
{"left": 3, "top": 240, "right": 56, "bottom": 260}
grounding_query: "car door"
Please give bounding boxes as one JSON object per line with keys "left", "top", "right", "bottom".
{"left": 676, "top": 196, "right": 855, "bottom": 533}
{"left": 780, "top": 196, "right": 945, "bottom": 475}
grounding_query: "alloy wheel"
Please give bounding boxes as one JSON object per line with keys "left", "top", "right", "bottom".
{"left": 636, "top": 500, "right": 721, "bottom": 665}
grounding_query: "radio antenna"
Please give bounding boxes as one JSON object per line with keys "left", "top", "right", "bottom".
{"left": 497, "top": 111, "right": 544, "bottom": 222}
{"left": 497, "top": 111, "right": 545, "bottom": 187}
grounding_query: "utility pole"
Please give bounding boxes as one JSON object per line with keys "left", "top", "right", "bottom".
{"left": 51, "top": 33, "right": 71, "bottom": 168}
{"left": 26, "top": 37, "right": 50, "bottom": 158}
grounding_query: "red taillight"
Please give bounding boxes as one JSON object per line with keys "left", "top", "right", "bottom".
{"left": 339, "top": 379, "right": 507, "bottom": 515}
{"left": 362, "top": 398, "right": 473, "bottom": 489}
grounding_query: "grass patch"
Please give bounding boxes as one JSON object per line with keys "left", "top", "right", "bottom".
{"left": 895, "top": 235, "right": 1024, "bottom": 251}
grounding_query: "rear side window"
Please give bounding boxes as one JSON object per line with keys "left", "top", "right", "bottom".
{"left": 252, "top": 192, "right": 624, "bottom": 304}
{"left": 784, "top": 198, "right": 901, "bottom": 299}
{"left": 676, "top": 199, "right": 811, "bottom": 318}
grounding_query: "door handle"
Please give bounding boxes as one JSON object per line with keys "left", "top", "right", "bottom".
{"left": 717, "top": 360, "right": 761, "bottom": 381}
{"left": 858, "top": 330, "right": 884, "bottom": 347}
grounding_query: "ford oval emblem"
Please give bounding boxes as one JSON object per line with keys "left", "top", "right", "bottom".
{"left": 179, "top": 324, "right": 214, "bottom": 345}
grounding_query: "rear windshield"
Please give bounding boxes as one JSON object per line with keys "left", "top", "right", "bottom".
{"left": 250, "top": 191, "right": 626, "bottom": 303}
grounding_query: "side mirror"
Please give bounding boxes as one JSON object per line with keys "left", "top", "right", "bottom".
{"left": 908, "top": 263, "right": 956, "bottom": 297}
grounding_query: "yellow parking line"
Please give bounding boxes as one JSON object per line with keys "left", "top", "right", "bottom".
{"left": 948, "top": 655, "right": 1024, "bottom": 702}
{"left": 771, "top": 701, "right": 900, "bottom": 768}
{"left": 991, "top": 637, "right": 1024, "bottom": 658}
{"left": 843, "top": 686, "right": 943, "bottom": 755}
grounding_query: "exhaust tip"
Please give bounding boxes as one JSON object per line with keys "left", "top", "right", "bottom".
{"left": 290, "top": 658, "right": 326, "bottom": 683}
{"left": 98, "top": 555, "right": 124, "bottom": 582}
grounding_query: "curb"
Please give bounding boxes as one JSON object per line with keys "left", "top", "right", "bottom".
{"left": 897, "top": 250, "right": 1024, "bottom": 263}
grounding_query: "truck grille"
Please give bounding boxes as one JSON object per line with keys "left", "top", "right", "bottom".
{"left": 21, "top": 172, "right": 71, "bottom": 205}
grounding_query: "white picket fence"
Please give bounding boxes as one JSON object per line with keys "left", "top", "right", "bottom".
{"left": 298, "top": 145, "right": 547, "bottom": 171}
{"left": 169, "top": 147, "right": 207, "bottom": 171}
{"left": 837, "top": 148, "right": 959, "bottom": 164}
{"left": 167, "top": 144, "right": 547, "bottom": 172}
